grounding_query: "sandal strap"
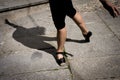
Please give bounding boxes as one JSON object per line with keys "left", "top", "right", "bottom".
{"left": 56, "top": 52, "right": 65, "bottom": 55}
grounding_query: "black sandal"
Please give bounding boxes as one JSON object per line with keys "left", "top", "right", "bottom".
{"left": 83, "top": 31, "right": 92, "bottom": 42}
{"left": 56, "top": 52, "right": 66, "bottom": 66}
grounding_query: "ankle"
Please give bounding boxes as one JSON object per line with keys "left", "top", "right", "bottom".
{"left": 57, "top": 47, "right": 65, "bottom": 52}
{"left": 82, "top": 31, "right": 89, "bottom": 35}
{"left": 57, "top": 49, "right": 64, "bottom": 53}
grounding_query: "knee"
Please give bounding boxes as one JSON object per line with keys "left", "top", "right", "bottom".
{"left": 54, "top": 22, "right": 66, "bottom": 30}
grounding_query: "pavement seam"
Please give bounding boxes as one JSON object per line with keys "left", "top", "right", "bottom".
{"left": 0, "top": 67, "right": 68, "bottom": 77}
{"left": 95, "top": 10, "right": 120, "bottom": 42}
{"left": 65, "top": 58, "right": 74, "bottom": 80}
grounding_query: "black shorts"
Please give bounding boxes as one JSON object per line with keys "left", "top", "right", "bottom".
{"left": 49, "top": 0, "right": 76, "bottom": 30}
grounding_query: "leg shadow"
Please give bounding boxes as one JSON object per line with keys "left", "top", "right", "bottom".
{"left": 66, "top": 38, "right": 88, "bottom": 43}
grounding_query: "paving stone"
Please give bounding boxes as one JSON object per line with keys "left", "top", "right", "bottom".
{"left": 69, "top": 55, "right": 120, "bottom": 80}
{"left": 0, "top": 0, "right": 48, "bottom": 12}
{"left": 0, "top": 69, "right": 71, "bottom": 80}
{"left": 0, "top": 4, "right": 57, "bottom": 56}
{"left": 65, "top": 11, "right": 120, "bottom": 80}
{"left": 0, "top": 50, "right": 67, "bottom": 76}
{"left": 65, "top": 12, "right": 120, "bottom": 59}
{"left": 96, "top": 8, "right": 120, "bottom": 40}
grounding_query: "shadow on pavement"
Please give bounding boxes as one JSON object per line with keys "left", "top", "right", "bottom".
{"left": 4, "top": 19, "right": 77, "bottom": 65}
{"left": 5, "top": 19, "right": 89, "bottom": 65}
{"left": 5, "top": 19, "right": 55, "bottom": 50}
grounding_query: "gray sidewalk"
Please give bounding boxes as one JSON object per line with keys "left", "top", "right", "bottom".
{"left": 0, "top": 0, "right": 120, "bottom": 80}
{"left": 0, "top": 0, "right": 48, "bottom": 13}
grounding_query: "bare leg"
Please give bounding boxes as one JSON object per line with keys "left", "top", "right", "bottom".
{"left": 72, "top": 12, "right": 92, "bottom": 42}
{"left": 73, "top": 12, "right": 88, "bottom": 35}
{"left": 57, "top": 27, "right": 67, "bottom": 59}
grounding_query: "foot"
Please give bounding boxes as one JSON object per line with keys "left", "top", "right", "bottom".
{"left": 56, "top": 52, "right": 66, "bottom": 66}
{"left": 83, "top": 31, "right": 92, "bottom": 42}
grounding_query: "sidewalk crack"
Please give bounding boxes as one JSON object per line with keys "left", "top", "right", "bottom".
{"left": 66, "top": 58, "right": 73, "bottom": 80}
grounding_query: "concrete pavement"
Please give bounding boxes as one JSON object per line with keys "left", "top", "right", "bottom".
{"left": 0, "top": 0, "right": 120, "bottom": 80}
{"left": 0, "top": 0, "right": 48, "bottom": 13}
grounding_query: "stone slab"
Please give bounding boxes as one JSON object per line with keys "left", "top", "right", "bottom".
{"left": 96, "top": 8, "right": 120, "bottom": 40}
{"left": 0, "top": 0, "right": 48, "bottom": 12}
{"left": 0, "top": 69, "right": 71, "bottom": 80}
{"left": 0, "top": 3, "right": 68, "bottom": 78}
{"left": 70, "top": 55, "right": 120, "bottom": 80}
{"left": 65, "top": 11, "right": 120, "bottom": 80}
{"left": 0, "top": 3, "right": 57, "bottom": 55}
{"left": 65, "top": 12, "right": 120, "bottom": 59}
{"left": 0, "top": 50, "right": 68, "bottom": 76}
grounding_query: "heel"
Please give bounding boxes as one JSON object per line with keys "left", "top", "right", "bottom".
{"left": 83, "top": 31, "right": 92, "bottom": 42}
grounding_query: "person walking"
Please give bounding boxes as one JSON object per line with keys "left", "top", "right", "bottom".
{"left": 49, "top": 0, "right": 120, "bottom": 66}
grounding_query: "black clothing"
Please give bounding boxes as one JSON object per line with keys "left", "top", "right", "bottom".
{"left": 49, "top": 0, "right": 76, "bottom": 30}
